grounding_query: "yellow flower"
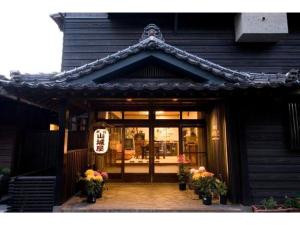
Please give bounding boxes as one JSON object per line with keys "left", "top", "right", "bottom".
{"left": 94, "top": 175, "right": 103, "bottom": 182}
{"left": 192, "top": 173, "right": 201, "bottom": 181}
{"left": 86, "top": 174, "right": 95, "bottom": 181}
{"left": 85, "top": 169, "right": 94, "bottom": 177}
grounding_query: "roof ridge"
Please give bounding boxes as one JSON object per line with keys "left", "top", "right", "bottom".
{"left": 51, "top": 35, "right": 251, "bottom": 83}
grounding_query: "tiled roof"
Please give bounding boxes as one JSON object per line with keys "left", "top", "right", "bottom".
{"left": 1, "top": 24, "right": 300, "bottom": 93}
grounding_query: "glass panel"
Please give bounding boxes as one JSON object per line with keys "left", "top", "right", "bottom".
{"left": 124, "top": 127, "right": 149, "bottom": 173}
{"left": 124, "top": 111, "right": 149, "bottom": 120}
{"left": 155, "top": 111, "right": 180, "bottom": 120}
{"left": 182, "top": 111, "right": 203, "bottom": 120}
{"left": 98, "top": 127, "right": 123, "bottom": 176}
{"left": 182, "top": 127, "right": 207, "bottom": 169}
{"left": 154, "top": 127, "right": 179, "bottom": 173}
{"left": 49, "top": 124, "right": 59, "bottom": 131}
{"left": 97, "top": 111, "right": 122, "bottom": 119}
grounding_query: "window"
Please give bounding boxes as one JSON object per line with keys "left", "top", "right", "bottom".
{"left": 98, "top": 111, "right": 122, "bottom": 120}
{"left": 49, "top": 124, "right": 59, "bottom": 131}
{"left": 182, "top": 127, "right": 207, "bottom": 168}
{"left": 155, "top": 111, "right": 180, "bottom": 120}
{"left": 182, "top": 111, "right": 203, "bottom": 120}
{"left": 124, "top": 111, "right": 149, "bottom": 120}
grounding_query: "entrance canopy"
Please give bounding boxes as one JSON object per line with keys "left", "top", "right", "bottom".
{"left": 0, "top": 24, "right": 299, "bottom": 111}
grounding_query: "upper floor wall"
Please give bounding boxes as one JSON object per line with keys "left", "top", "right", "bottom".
{"left": 53, "top": 13, "right": 300, "bottom": 74}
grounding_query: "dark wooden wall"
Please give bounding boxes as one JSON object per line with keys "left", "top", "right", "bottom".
{"left": 241, "top": 98, "right": 300, "bottom": 203}
{"left": 0, "top": 96, "right": 58, "bottom": 174}
{"left": 15, "top": 131, "right": 59, "bottom": 175}
{"left": 8, "top": 176, "right": 56, "bottom": 212}
{"left": 61, "top": 13, "right": 300, "bottom": 74}
{"left": 63, "top": 149, "right": 88, "bottom": 202}
{"left": 68, "top": 131, "right": 88, "bottom": 150}
{"left": 0, "top": 128, "right": 16, "bottom": 168}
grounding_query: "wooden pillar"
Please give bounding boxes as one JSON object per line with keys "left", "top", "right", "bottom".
{"left": 55, "top": 100, "right": 69, "bottom": 205}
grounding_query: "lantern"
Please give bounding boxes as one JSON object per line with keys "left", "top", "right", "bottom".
{"left": 93, "top": 129, "right": 109, "bottom": 154}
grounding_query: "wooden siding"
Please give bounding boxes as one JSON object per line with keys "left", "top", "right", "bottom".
{"left": 0, "top": 128, "right": 16, "bottom": 168}
{"left": 242, "top": 99, "right": 300, "bottom": 203}
{"left": 8, "top": 176, "right": 56, "bottom": 212}
{"left": 16, "top": 131, "right": 58, "bottom": 175}
{"left": 61, "top": 13, "right": 300, "bottom": 74}
{"left": 63, "top": 149, "right": 88, "bottom": 202}
{"left": 68, "top": 131, "right": 88, "bottom": 150}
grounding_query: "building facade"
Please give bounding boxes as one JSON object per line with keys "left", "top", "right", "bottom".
{"left": 0, "top": 13, "right": 300, "bottom": 211}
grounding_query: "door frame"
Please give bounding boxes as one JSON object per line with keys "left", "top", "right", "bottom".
{"left": 95, "top": 109, "right": 206, "bottom": 182}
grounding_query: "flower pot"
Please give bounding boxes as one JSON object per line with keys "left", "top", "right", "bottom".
{"left": 87, "top": 195, "right": 97, "bottom": 203}
{"left": 96, "top": 186, "right": 103, "bottom": 198}
{"left": 179, "top": 183, "right": 186, "bottom": 191}
{"left": 198, "top": 191, "right": 205, "bottom": 199}
{"left": 220, "top": 195, "right": 227, "bottom": 205}
{"left": 194, "top": 188, "right": 199, "bottom": 195}
{"left": 202, "top": 195, "right": 212, "bottom": 205}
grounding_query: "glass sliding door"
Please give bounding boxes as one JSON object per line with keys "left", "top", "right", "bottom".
{"left": 99, "top": 127, "right": 123, "bottom": 179}
{"left": 182, "top": 127, "right": 207, "bottom": 169}
{"left": 124, "top": 127, "right": 150, "bottom": 181}
{"left": 153, "top": 127, "right": 179, "bottom": 181}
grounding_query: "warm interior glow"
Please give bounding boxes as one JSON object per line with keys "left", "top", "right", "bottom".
{"left": 98, "top": 111, "right": 122, "bottom": 119}
{"left": 124, "top": 111, "right": 149, "bottom": 119}
{"left": 182, "top": 111, "right": 202, "bottom": 119}
{"left": 155, "top": 111, "right": 180, "bottom": 119}
{"left": 49, "top": 124, "right": 59, "bottom": 131}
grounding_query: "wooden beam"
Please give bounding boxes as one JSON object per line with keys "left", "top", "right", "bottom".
{"left": 55, "top": 100, "right": 69, "bottom": 205}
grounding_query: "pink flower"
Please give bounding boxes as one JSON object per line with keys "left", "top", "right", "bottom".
{"left": 94, "top": 171, "right": 101, "bottom": 176}
{"left": 100, "top": 171, "right": 109, "bottom": 180}
{"left": 177, "top": 154, "right": 190, "bottom": 164}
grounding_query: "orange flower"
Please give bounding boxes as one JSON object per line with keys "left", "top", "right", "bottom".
{"left": 200, "top": 171, "right": 214, "bottom": 177}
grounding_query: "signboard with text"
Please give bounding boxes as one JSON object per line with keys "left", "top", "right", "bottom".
{"left": 93, "top": 129, "right": 109, "bottom": 154}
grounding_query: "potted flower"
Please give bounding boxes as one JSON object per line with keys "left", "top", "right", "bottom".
{"left": 216, "top": 180, "right": 228, "bottom": 205}
{"left": 199, "top": 176, "right": 215, "bottom": 205}
{"left": 85, "top": 178, "right": 98, "bottom": 203}
{"left": 78, "top": 169, "right": 108, "bottom": 202}
{"left": 202, "top": 191, "right": 213, "bottom": 205}
{"left": 177, "top": 154, "right": 189, "bottom": 191}
{"left": 191, "top": 169, "right": 214, "bottom": 200}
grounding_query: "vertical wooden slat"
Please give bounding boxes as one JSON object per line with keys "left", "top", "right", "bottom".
{"left": 288, "top": 102, "right": 300, "bottom": 150}
{"left": 62, "top": 149, "right": 88, "bottom": 202}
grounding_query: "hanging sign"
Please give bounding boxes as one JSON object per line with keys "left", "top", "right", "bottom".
{"left": 93, "top": 129, "right": 109, "bottom": 154}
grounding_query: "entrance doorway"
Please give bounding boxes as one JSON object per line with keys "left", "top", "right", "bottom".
{"left": 153, "top": 127, "right": 179, "bottom": 181}
{"left": 95, "top": 110, "right": 207, "bottom": 182}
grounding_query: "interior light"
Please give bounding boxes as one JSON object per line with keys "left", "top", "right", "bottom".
{"left": 50, "top": 124, "right": 59, "bottom": 131}
{"left": 126, "top": 98, "right": 133, "bottom": 102}
{"left": 172, "top": 98, "right": 178, "bottom": 102}
{"left": 156, "top": 111, "right": 165, "bottom": 115}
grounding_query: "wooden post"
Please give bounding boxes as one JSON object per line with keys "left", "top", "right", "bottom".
{"left": 55, "top": 100, "right": 69, "bottom": 205}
